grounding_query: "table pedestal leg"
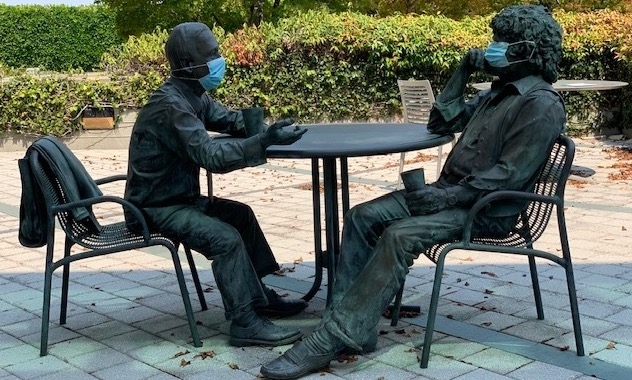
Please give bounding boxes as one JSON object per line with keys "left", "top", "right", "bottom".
{"left": 322, "top": 158, "right": 340, "bottom": 304}
{"left": 302, "top": 159, "right": 324, "bottom": 302}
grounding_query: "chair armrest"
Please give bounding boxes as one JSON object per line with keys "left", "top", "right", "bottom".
{"left": 95, "top": 174, "right": 127, "bottom": 186}
{"left": 461, "top": 190, "right": 563, "bottom": 243}
{"left": 51, "top": 195, "right": 152, "bottom": 241}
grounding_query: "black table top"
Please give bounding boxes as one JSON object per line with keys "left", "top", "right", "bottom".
{"left": 265, "top": 122, "right": 454, "bottom": 159}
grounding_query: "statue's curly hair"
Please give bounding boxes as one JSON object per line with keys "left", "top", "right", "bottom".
{"left": 491, "top": 5, "right": 563, "bottom": 83}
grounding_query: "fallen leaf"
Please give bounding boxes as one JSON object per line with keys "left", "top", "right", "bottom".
{"left": 623, "top": 226, "right": 627, "bottom": 231}
{"left": 481, "top": 271, "right": 497, "bottom": 277}
{"left": 194, "top": 350, "right": 216, "bottom": 359}
{"left": 484, "top": 289, "right": 494, "bottom": 294}
{"left": 180, "top": 359, "right": 191, "bottom": 367}
{"left": 173, "top": 350, "right": 190, "bottom": 358}
{"left": 559, "top": 345, "right": 570, "bottom": 351}
{"left": 606, "top": 342, "right": 617, "bottom": 349}
{"left": 228, "top": 362, "right": 239, "bottom": 369}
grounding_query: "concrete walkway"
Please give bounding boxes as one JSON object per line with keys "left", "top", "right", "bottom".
{"left": 1, "top": 126, "right": 632, "bottom": 379}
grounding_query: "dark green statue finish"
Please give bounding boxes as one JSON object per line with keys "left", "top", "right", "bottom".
{"left": 261, "top": 5, "right": 565, "bottom": 379}
{"left": 123, "top": 22, "right": 308, "bottom": 347}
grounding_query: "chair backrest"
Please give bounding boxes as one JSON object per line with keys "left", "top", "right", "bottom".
{"left": 475, "top": 135, "right": 575, "bottom": 247}
{"left": 397, "top": 79, "right": 435, "bottom": 124}
{"left": 28, "top": 138, "right": 102, "bottom": 244}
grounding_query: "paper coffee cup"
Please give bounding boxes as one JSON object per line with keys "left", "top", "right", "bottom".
{"left": 401, "top": 168, "right": 425, "bottom": 191}
{"left": 241, "top": 107, "right": 265, "bottom": 137}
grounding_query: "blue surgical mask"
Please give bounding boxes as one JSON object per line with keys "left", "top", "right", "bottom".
{"left": 484, "top": 41, "right": 535, "bottom": 68}
{"left": 198, "top": 56, "right": 226, "bottom": 91}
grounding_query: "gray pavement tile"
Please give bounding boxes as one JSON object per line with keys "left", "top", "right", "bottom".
{"left": 48, "top": 336, "right": 109, "bottom": 358}
{"left": 76, "top": 319, "right": 138, "bottom": 341}
{"left": 130, "top": 313, "right": 189, "bottom": 335}
{"left": 424, "top": 336, "right": 488, "bottom": 361}
{"left": 91, "top": 360, "right": 167, "bottom": 380}
{"left": 144, "top": 373, "right": 180, "bottom": 380}
{"left": 22, "top": 325, "right": 82, "bottom": 347}
{"left": 464, "top": 311, "right": 526, "bottom": 331}
{"left": 100, "top": 329, "right": 166, "bottom": 353}
{"left": 66, "top": 347, "right": 133, "bottom": 373}
{"left": 214, "top": 345, "right": 281, "bottom": 371}
{"left": 603, "top": 308, "right": 632, "bottom": 326}
{"left": 501, "top": 320, "right": 570, "bottom": 344}
{"left": 454, "top": 368, "right": 515, "bottom": 380}
{"left": 460, "top": 347, "right": 533, "bottom": 375}
{"left": 1, "top": 318, "right": 41, "bottom": 342}
{"left": 32, "top": 370, "right": 99, "bottom": 380}
{"left": 590, "top": 342, "right": 632, "bottom": 369}
{"left": 61, "top": 310, "right": 114, "bottom": 331}
{"left": 0, "top": 343, "right": 41, "bottom": 367}
{"left": 404, "top": 354, "right": 478, "bottom": 380}
{"left": 508, "top": 361, "right": 585, "bottom": 380}
{"left": 3, "top": 354, "right": 76, "bottom": 379}
{"left": 598, "top": 325, "right": 632, "bottom": 347}
{"left": 0, "top": 331, "right": 23, "bottom": 351}
{"left": 126, "top": 341, "right": 202, "bottom": 365}
{"left": 343, "top": 360, "right": 420, "bottom": 380}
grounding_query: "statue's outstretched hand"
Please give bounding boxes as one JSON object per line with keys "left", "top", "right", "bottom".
{"left": 260, "top": 118, "right": 307, "bottom": 147}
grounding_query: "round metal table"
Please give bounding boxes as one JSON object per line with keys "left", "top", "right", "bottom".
{"left": 471, "top": 79, "right": 629, "bottom": 92}
{"left": 266, "top": 123, "right": 454, "bottom": 303}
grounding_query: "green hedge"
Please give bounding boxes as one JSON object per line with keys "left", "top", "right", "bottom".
{"left": 0, "top": 5, "right": 120, "bottom": 71}
{"left": 2, "top": 10, "right": 632, "bottom": 137}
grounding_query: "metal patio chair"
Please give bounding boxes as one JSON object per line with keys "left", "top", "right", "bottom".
{"left": 390, "top": 135, "right": 584, "bottom": 368}
{"left": 19, "top": 136, "right": 208, "bottom": 356}
{"left": 397, "top": 79, "right": 454, "bottom": 186}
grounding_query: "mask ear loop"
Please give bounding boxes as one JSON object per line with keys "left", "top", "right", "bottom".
{"left": 170, "top": 62, "right": 206, "bottom": 80}
{"left": 507, "top": 41, "right": 536, "bottom": 64}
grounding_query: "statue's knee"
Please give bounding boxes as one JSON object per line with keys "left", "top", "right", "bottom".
{"left": 380, "top": 227, "right": 423, "bottom": 263}
{"left": 345, "top": 203, "right": 379, "bottom": 227}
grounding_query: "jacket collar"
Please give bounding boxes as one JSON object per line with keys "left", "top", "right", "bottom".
{"left": 490, "top": 75, "right": 552, "bottom": 95}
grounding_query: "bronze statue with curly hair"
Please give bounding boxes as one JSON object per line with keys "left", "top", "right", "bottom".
{"left": 260, "top": 5, "right": 567, "bottom": 379}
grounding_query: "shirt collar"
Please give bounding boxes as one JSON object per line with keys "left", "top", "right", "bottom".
{"left": 167, "top": 77, "right": 205, "bottom": 108}
{"left": 490, "top": 75, "right": 550, "bottom": 95}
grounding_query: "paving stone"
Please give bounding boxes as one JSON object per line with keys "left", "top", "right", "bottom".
{"left": 405, "top": 354, "right": 478, "bottom": 380}
{"left": 0, "top": 344, "right": 41, "bottom": 367}
{"left": 461, "top": 347, "right": 533, "bottom": 374}
{"left": 3, "top": 354, "right": 75, "bottom": 379}
{"left": 453, "top": 368, "right": 514, "bottom": 379}
{"left": 65, "top": 347, "right": 133, "bottom": 373}
{"left": 591, "top": 342, "right": 632, "bottom": 369}
{"left": 91, "top": 360, "right": 167, "bottom": 380}
{"left": 508, "top": 361, "right": 584, "bottom": 380}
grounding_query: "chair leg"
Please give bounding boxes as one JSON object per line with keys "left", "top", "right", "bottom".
{"left": 420, "top": 251, "right": 449, "bottom": 368}
{"left": 390, "top": 282, "right": 405, "bottom": 327}
{"left": 528, "top": 255, "right": 544, "bottom": 320}
{"left": 60, "top": 239, "right": 72, "bottom": 325}
{"left": 396, "top": 152, "right": 406, "bottom": 189}
{"left": 41, "top": 264, "right": 54, "bottom": 356}
{"left": 564, "top": 259, "right": 585, "bottom": 356}
{"left": 170, "top": 247, "right": 202, "bottom": 347}
{"left": 185, "top": 246, "right": 208, "bottom": 311}
{"left": 436, "top": 145, "right": 443, "bottom": 180}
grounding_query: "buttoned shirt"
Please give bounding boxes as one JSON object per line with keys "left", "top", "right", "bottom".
{"left": 427, "top": 75, "right": 565, "bottom": 216}
{"left": 124, "top": 77, "right": 267, "bottom": 209}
